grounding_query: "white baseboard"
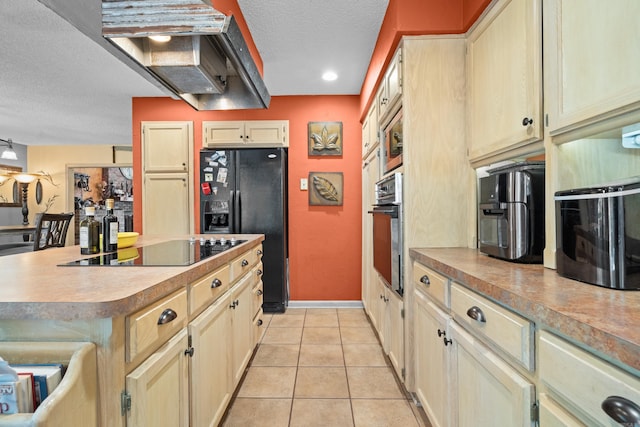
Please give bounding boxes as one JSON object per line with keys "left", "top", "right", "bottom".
{"left": 287, "top": 300, "right": 364, "bottom": 309}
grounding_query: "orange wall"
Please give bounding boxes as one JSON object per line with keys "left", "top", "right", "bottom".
{"left": 132, "top": 96, "right": 363, "bottom": 301}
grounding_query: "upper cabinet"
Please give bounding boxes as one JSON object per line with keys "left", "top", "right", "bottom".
{"left": 203, "top": 120, "right": 289, "bottom": 148}
{"left": 544, "top": 0, "right": 640, "bottom": 137}
{"left": 143, "top": 121, "right": 192, "bottom": 173}
{"left": 466, "top": 0, "right": 543, "bottom": 165}
{"left": 377, "top": 48, "right": 403, "bottom": 124}
{"left": 362, "top": 102, "right": 379, "bottom": 157}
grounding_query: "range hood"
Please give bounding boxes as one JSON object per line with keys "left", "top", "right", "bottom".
{"left": 102, "top": 0, "right": 270, "bottom": 110}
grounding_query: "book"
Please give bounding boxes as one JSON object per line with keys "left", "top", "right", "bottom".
{"left": 16, "top": 372, "right": 35, "bottom": 412}
{"left": 11, "top": 364, "right": 63, "bottom": 408}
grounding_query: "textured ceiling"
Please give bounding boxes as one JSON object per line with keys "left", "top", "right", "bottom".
{"left": 0, "top": 0, "right": 388, "bottom": 147}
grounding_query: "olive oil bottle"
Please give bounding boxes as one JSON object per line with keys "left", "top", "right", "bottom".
{"left": 79, "top": 206, "right": 100, "bottom": 255}
{"left": 102, "top": 198, "right": 119, "bottom": 253}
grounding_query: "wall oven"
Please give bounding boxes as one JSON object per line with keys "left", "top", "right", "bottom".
{"left": 370, "top": 172, "right": 403, "bottom": 296}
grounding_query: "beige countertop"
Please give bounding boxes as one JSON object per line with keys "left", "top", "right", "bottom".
{"left": 410, "top": 247, "right": 640, "bottom": 375}
{"left": 0, "top": 234, "right": 264, "bottom": 321}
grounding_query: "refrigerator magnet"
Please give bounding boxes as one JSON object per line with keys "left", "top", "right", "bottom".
{"left": 204, "top": 173, "right": 214, "bottom": 182}
{"left": 201, "top": 182, "right": 212, "bottom": 195}
{"left": 217, "top": 168, "right": 228, "bottom": 184}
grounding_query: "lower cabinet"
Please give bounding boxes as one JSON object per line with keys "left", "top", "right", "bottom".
{"left": 414, "top": 289, "right": 451, "bottom": 427}
{"left": 451, "top": 322, "right": 535, "bottom": 427}
{"left": 126, "top": 329, "right": 190, "bottom": 427}
{"left": 412, "top": 261, "right": 535, "bottom": 427}
{"left": 125, "top": 243, "right": 263, "bottom": 427}
{"left": 538, "top": 331, "right": 640, "bottom": 426}
{"left": 189, "top": 294, "right": 232, "bottom": 427}
{"left": 368, "top": 275, "right": 405, "bottom": 382}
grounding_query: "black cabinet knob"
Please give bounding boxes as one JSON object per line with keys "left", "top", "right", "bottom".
{"left": 420, "top": 275, "right": 430, "bottom": 285}
{"left": 522, "top": 117, "right": 533, "bottom": 126}
{"left": 602, "top": 396, "right": 640, "bottom": 424}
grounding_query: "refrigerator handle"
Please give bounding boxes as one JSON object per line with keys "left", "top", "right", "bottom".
{"left": 235, "top": 190, "right": 242, "bottom": 233}
{"left": 229, "top": 190, "right": 236, "bottom": 232}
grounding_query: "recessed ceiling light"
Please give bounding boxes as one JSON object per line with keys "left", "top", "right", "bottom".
{"left": 322, "top": 71, "right": 338, "bottom": 81}
{"left": 149, "top": 35, "right": 172, "bottom": 43}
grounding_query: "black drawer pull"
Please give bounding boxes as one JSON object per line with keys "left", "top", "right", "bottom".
{"left": 257, "top": 249, "right": 263, "bottom": 256}
{"left": 241, "top": 259, "right": 249, "bottom": 267}
{"left": 420, "top": 275, "right": 430, "bottom": 285}
{"left": 437, "top": 329, "right": 446, "bottom": 337}
{"left": 466, "top": 306, "right": 486, "bottom": 323}
{"left": 257, "top": 269, "right": 263, "bottom": 276}
{"left": 443, "top": 337, "right": 452, "bottom": 346}
{"left": 157, "top": 308, "right": 177, "bottom": 325}
{"left": 211, "top": 278, "right": 222, "bottom": 288}
{"left": 602, "top": 396, "right": 640, "bottom": 424}
{"left": 257, "top": 289, "right": 263, "bottom": 296}
{"left": 257, "top": 319, "right": 263, "bottom": 326}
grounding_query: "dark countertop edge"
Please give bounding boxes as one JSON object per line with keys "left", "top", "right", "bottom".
{"left": 409, "top": 247, "right": 640, "bottom": 376}
{"left": 0, "top": 235, "right": 265, "bottom": 321}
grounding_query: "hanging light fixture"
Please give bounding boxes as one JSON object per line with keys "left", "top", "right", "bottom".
{"left": 0, "top": 138, "right": 18, "bottom": 160}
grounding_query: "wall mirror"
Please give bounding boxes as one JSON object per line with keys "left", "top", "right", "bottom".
{"left": 0, "top": 164, "right": 22, "bottom": 207}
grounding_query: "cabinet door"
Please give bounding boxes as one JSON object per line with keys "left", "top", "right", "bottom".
{"left": 385, "top": 288, "right": 404, "bottom": 382}
{"left": 385, "top": 48, "right": 403, "bottom": 116}
{"left": 451, "top": 322, "right": 535, "bottom": 427}
{"left": 230, "top": 273, "right": 254, "bottom": 387}
{"left": 466, "top": 0, "right": 542, "bottom": 162}
{"left": 143, "top": 173, "right": 191, "bottom": 235}
{"left": 362, "top": 150, "right": 380, "bottom": 320}
{"left": 202, "top": 121, "right": 244, "bottom": 146}
{"left": 372, "top": 276, "right": 387, "bottom": 348}
{"left": 414, "top": 290, "right": 451, "bottom": 427}
{"left": 189, "top": 294, "right": 232, "bottom": 427}
{"left": 244, "top": 121, "right": 288, "bottom": 146}
{"left": 142, "top": 122, "right": 191, "bottom": 173}
{"left": 544, "top": 0, "right": 640, "bottom": 135}
{"left": 126, "top": 329, "right": 189, "bottom": 427}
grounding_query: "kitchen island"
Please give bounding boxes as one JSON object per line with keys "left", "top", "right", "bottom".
{"left": 0, "top": 234, "right": 265, "bottom": 427}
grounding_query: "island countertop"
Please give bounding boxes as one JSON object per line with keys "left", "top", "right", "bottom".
{"left": 0, "top": 234, "right": 264, "bottom": 321}
{"left": 410, "top": 247, "right": 640, "bottom": 375}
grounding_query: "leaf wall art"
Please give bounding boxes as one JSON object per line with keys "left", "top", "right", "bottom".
{"left": 308, "top": 172, "right": 343, "bottom": 206}
{"left": 308, "top": 122, "right": 343, "bottom": 156}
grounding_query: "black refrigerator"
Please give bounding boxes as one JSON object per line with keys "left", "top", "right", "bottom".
{"left": 200, "top": 148, "right": 288, "bottom": 313}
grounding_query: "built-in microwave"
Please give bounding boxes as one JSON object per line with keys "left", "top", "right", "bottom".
{"left": 382, "top": 108, "right": 403, "bottom": 174}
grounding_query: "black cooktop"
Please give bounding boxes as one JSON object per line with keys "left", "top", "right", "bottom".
{"left": 60, "top": 238, "right": 246, "bottom": 267}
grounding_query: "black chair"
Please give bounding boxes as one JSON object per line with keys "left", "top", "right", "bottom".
{"left": 32, "top": 212, "right": 74, "bottom": 251}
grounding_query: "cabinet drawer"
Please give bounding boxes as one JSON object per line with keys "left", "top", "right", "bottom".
{"left": 189, "top": 264, "right": 231, "bottom": 316}
{"left": 539, "top": 331, "right": 640, "bottom": 426}
{"left": 413, "top": 262, "right": 449, "bottom": 308}
{"left": 450, "top": 283, "right": 533, "bottom": 370}
{"left": 127, "top": 289, "right": 188, "bottom": 363}
{"left": 230, "top": 244, "right": 263, "bottom": 282}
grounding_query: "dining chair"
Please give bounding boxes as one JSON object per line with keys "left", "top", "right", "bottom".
{"left": 32, "top": 212, "right": 74, "bottom": 251}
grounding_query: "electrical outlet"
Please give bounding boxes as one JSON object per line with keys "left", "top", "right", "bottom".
{"left": 300, "top": 178, "right": 308, "bottom": 191}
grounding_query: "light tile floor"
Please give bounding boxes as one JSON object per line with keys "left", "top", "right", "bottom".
{"left": 221, "top": 308, "right": 431, "bottom": 427}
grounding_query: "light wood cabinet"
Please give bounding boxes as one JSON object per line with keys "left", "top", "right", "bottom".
{"left": 466, "top": 0, "right": 543, "bottom": 165}
{"left": 451, "top": 322, "right": 535, "bottom": 427}
{"left": 539, "top": 331, "right": 640, "bottom": 426}
{"left": 124, "top": 243, "right": 262, "bottom": 427}
{"left": 141, "top": 121, "right": 194, "bottom": 235}
{"left": 414, "top": 288, "right": 451, "bottom": 427}
{"left": 544, "top": 0, "right": 640, "bottom": 137}
{"left": 361, "top": 148, "right": 380, "bottom": 324}
{"left": 189, "top": 293, "right": 232, "bottom": 427}
{"left": 125, "top": 328, "right": 190, "bottom": 427}
{"left": 230, "top": 272, "right": 255, "bottom": 388}
{"left": 142, "top": 121, "right": 191, "bottom": 173}
{"left": 142, "top": 173, "right": 192, "bottom": 235}
{"left": 378, "top": 48, "right": 403, "bottom": 124}
{"left": 362, "top": 102, "right": 378, "bottom": 157}
{"left": 370, "top": 276, "right": 405, "bottom": 382}
{"left": 203, "top": 120, "right": 289, "bottom": 148}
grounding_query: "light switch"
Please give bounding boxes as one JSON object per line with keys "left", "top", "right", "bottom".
{"left": 300, "top": 178, "right": 308, "bottom": 191}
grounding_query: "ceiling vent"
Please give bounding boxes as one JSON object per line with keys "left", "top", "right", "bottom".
{"left": 102, "top": 0, "right": 270, "bottom": 110}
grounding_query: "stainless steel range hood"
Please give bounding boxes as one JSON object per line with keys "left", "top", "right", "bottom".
{"left": 102, "top": 0, "right": 270, "bottom": 110}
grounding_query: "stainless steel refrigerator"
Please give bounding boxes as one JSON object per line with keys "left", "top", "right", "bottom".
{"left": 200, "top": 148, "right": 288, "bottom": 312}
